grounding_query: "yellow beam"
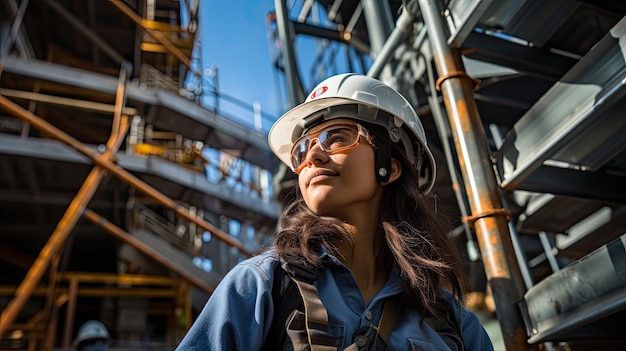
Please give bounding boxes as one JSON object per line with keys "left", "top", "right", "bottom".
{"left": 59, "top": 272, "right": 177, "bottom": 286}
{"left": 0, "top": 286, "right": 175, "bottom": 298}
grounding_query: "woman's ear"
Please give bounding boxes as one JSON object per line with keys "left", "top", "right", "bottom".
{"left": 381, "top": 158, "right": 402, "bottom": 185}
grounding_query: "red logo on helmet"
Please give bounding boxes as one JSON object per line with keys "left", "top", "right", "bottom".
{"left": 310, "top": 86, "right": 328, "bottom": 99}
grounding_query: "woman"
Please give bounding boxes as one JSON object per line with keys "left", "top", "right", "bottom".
{"left": 176, "top": 73, "right": 494, "bottom": 350}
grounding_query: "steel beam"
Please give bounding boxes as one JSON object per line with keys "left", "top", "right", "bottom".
{"left": 274, "top": 0, "right": 305, "bottom": 105}
{"left": 0, "top": 88, "right": 138, "bottom": 115}
{"left": 516, "top": 166, "right": 626, "bottom": 204}
{"left": 0, "top": 287, "right": 177, "bottom": 298}
{"left": 0, "top": 135, "right": 282, "bottom": 220}
{"left": 494, "top": 16, "right": 626, "bottom": 190}
{"left": 522, "top": 234, "right": 626, "bottom": 343}
{"left": 0, "top": 56, "right": 278, "bottom": 171}
{"left": 0, "top": 98, "right": 251, "bottom": 256}
{"left": 444, "top": 0, "right": 495, "bottom": 47}
{"left": 462, "top": 31, "right": 577, "bottom": 81}
{"left": 291, "top": 21, "right": 370, "bottom": 54}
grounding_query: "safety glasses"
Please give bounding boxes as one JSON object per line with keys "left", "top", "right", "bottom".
{"left": 290, "top": 123, "right": 375, "bottom": 174}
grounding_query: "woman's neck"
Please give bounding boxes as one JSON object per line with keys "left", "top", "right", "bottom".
{"left": 340, "top": 223, "right": 389, "bottom": 305}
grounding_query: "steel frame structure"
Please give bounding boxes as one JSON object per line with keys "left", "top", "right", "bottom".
{"left": 270, "top": 0, "right": 626, "bottom": 350}
{"left": 0, "top": 1, "right": 280, "bottom": 348}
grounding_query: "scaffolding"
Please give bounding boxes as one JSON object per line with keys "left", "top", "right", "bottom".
{"left": 0, "top": 0, "right": 280, "bottom": 348}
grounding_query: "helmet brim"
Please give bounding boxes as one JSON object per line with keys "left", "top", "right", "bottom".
{"left": 268, "top": 96, "right": 358, "bottom": 166}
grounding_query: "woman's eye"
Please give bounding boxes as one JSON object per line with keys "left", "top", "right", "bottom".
{"left": 326, "top": 133, "right": 349, "bottom": 147}
{"left": 318, "top": 127, "right": 357, "bottom": 149}
{"left": 329, "top": 135, "right": 347, "bottom": 143}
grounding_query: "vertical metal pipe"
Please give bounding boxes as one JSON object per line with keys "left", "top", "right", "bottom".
{"left": 366, "top": 10, "right": 414, "bottom": 79}
{"left": 362, "top": 0, "right": 394, "bottom": 55}
{"left": 424, "top": 56, "right": 472, "bottom": 239}
{"left": 62, "top": 279, "right": 79, "bottom": 349}
{"left": 417, "top": 0, "right": 536, "bottom": 350}
{"left": 362, "top": 0, "right": 395, "bottom": 81}
{"left": 42, "top": 251, "right": 62, "bottom": 351}
{"left": 274, "top": 0, "right": 305, "bottom": 105}
{"left": 1, "top": 0, "right": 30, "bottom": 55}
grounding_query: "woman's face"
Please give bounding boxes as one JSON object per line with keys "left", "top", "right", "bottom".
{"left": 296, "top": 119, "right": 383, "bottom": 220}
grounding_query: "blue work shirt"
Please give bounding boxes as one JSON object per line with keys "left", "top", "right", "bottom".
{"left": 176, "top": 249, "right": 494, "bottom": 350}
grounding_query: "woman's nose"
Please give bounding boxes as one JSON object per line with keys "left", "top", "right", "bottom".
{"left": 304, "top": 139, "right": 328, "bottom": 166}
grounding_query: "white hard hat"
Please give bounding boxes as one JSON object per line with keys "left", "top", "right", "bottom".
{"left": 73, "top": 320, "right": 110, "bottom": 347}
{"left": 268, "top": 73, "right": 436, "bottom": 193}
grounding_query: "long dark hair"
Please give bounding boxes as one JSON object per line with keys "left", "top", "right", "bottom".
{"left": 273, "top": 120, "right": 468, "bottom": 318}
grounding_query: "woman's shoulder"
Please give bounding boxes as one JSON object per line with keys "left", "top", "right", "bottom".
{"left": 230, "top": 248, "right": 281, "bottom": 280}
{"left": 210, "top": 248, "right": 282, "bottom": 298}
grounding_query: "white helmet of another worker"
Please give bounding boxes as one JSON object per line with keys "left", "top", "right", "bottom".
{"left": 268, "top": 73, "right": 436, "bottom": 193}
{"left": 73, "top": 320, "right": 110, "bottom": 350}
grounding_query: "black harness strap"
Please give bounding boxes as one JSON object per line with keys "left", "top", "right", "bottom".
{"left": 264, "top": 256, "right": 463, "bottom": 351}
{"left": 423, "top": 299, "right": 464, "bottom": 351}
{"left": 377, "top": 298, "right": 400, "bottom": 343}
{"left": 263, "top": 263, "right": 302, "bottom": 351}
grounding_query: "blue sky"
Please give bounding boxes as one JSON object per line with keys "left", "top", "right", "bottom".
{"left": 198, "top": 0, "right": 286, "bottom": 133}
{"left": 195, "top": 1, "right": 366, "bottom": 134}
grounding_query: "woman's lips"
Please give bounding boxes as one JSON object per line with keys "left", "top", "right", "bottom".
{"left": 306, "top": 169, "right": 336, "bottom": 186}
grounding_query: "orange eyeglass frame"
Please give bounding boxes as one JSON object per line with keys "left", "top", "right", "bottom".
{"left": 290, "top": 123, "right": 376, "bottom": 174}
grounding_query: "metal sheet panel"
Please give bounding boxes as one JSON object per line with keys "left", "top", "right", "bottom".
{"left": 494, "top": 16, "right": 626, "bottom": 189}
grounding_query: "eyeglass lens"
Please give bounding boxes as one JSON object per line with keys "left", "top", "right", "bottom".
{"left": 291, "top": 125, "right": 360, "bottom": 170}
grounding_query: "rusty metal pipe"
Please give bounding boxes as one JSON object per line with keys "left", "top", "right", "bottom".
{"left": 417, "top": 0, "right": 536, "bottom": 350}
{"left": 111, "top": 61, "right": 131, "bottom": 138}
{"left": 62, "top": 279, "right": 78, "bottom": 349}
